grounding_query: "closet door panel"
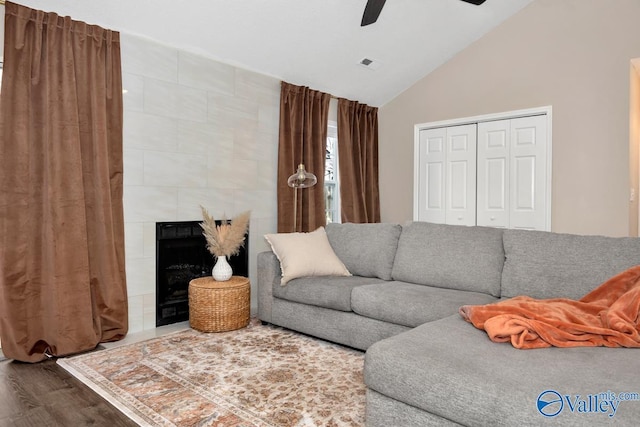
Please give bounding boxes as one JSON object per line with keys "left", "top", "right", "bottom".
{"left": 513, "top": 156, "right": 536, "bottom": 210}
{"left": 510, "top": 115, "right": 548, "bottom": 230}
{"left": 445, "top": 124, "right": 476, "bottom": 226}
{"left": 477, "top": 120, "right": 509, "bottom": 228}
{"left": 417, "top": 128, "right": 446, "bottom": 223}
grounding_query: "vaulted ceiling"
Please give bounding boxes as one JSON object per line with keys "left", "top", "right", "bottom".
{"left": 17, "top": 0, "right": 534, "bottom": 106}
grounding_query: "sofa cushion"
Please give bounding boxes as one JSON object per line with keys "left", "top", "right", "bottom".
{"left": 325, "top": 222, "right": 402, "bottom": 280}
{"left": 351, "top": 282, "right": 498, "bottom": 328}
{"left": 502, "top": 229, "right": 640, "bottom": 299}
{"left": 264, "top": 227, "right": 351, "bottom": 285}
{"left": 391, "top": 222, "right": 505, "bottom": 297}
{"left": 365, "top": 314, "right": 640, "bottom": 426}
{"left": 272, "top": 275, "right": 386, "bottom": 312}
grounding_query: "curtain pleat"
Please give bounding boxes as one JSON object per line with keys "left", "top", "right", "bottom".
{"left": 277, "top": 82, "right": 330, "bottom": 232}
{"left": 337, "top": 99, "right": 381, "bottom": 223}
{"left": 0, "top": 2, "right": 127, "bottom": 362}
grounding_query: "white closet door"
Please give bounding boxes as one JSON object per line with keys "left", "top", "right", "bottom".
{"left": 445, "top": 124, "right": 476, "bottom": 226}
{"left": 509, "top": 115, "right": 548, "bottom": 230}
{"left": 417, "top": 125, "right": 476, "bottom": 225}
{"left": 417, "top": 127, "right": 446, "bottom": 223}
{"left": 477, "top": 120, "right": 510, "bottom": 228}
{"left": 477, "top": 116, "right": 548, "bottom": 230}
{"left": 415, "top": 108, "right": 550, "bottom": 230}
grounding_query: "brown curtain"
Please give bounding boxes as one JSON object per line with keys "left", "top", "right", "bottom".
{"left": 277, "top": 82, "right": 331, "bottom": 232}
{"left": 0, "top": 2, "right": 127, "bottom": 362}
{"left": 337, "top": 99, "right": 381, "bottom": 223}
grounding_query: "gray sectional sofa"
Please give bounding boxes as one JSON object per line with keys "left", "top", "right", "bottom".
{"left": 257, "top": 221, "right": 640, "bottom": 426}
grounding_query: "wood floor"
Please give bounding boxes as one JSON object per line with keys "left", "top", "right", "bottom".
{"left": 0, "top": 356, "right": 137, "bottom": 426}
{"left": 0, "top": 322, "right": 190, "bottom": 426}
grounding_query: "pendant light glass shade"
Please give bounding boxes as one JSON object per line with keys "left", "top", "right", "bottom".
{"left": 287, "top": 164, "right": 317, "bottom": 188}
{"left": 287, "top": 163, "right": 317, "bottom": 232}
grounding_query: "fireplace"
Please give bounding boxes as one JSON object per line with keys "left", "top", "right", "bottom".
{"left": 156, "top": 221, "right": 249, "bottom": 326}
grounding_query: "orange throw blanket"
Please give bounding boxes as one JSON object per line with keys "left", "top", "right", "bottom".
{"left": 459, "top": 265, "right": 640, "bottom": 349}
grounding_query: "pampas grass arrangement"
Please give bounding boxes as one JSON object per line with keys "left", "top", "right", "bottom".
{"left": 200, "top": 206, "right": 250, "bottom": 258}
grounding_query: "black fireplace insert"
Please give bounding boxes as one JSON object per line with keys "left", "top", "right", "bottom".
{"left": 155, "top": 220, "right": 249, "bottom": 326}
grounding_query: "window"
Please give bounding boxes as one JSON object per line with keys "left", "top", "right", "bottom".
{"left": 325, "top": 121, "right": 340, "bottom": 224}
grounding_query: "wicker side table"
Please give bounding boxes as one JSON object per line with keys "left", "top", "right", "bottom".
{"left": 188, "top": 276, "right": 250, "bottom": 332}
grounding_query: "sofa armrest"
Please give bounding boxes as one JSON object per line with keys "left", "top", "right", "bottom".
{"left": 257, "top": 250, "right": 281, "bottom": 323}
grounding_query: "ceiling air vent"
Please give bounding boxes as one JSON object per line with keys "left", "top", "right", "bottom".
{"left": 358, "top": 57, "right": 381, "bottom": 70}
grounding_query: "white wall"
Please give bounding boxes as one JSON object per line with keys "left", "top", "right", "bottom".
{"left": 630, "top": 60, "right": 640, "bottom": 237}
{"left": 379, "top": 0, "right": 640, "bottom": 237}
{"left": 120, "top": 34, "right": 280, "bottom": 333}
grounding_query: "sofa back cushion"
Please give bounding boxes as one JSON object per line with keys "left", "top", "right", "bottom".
{"left": 501, "top": 229, "right": 640, "bottom": 299}
{"left": 391, "top": 222, "right": 505, "bottom": 297}
{"left": 325, "top": 222, "right": 402, "bottom": 280}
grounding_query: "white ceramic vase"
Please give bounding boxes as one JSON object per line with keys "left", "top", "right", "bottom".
{"left": 212, "top": 255, "right": 233, "bottom": 281}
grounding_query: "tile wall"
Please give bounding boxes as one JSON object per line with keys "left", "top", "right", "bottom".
{"left": 120, "top": 33, "right": 280, "bottom": 333}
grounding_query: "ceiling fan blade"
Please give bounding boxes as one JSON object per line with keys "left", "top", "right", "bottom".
{"left": 361, "top": 0, "right": 387, "bottom": 26}
{"left": 460, "top": 0, "right": 487, "bottom": 5}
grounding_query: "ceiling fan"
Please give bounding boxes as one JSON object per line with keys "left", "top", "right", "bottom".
{"left": 361, "top": 0, "right": 487, "bottom": 26}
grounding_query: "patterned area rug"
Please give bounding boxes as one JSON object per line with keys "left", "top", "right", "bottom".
{"left": 57, "top": 321, "right": 365, "bottom": 426}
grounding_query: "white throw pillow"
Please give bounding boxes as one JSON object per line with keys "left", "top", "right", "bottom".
{"left": 264, "top": 227, "right": 351, "bottom": 285}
